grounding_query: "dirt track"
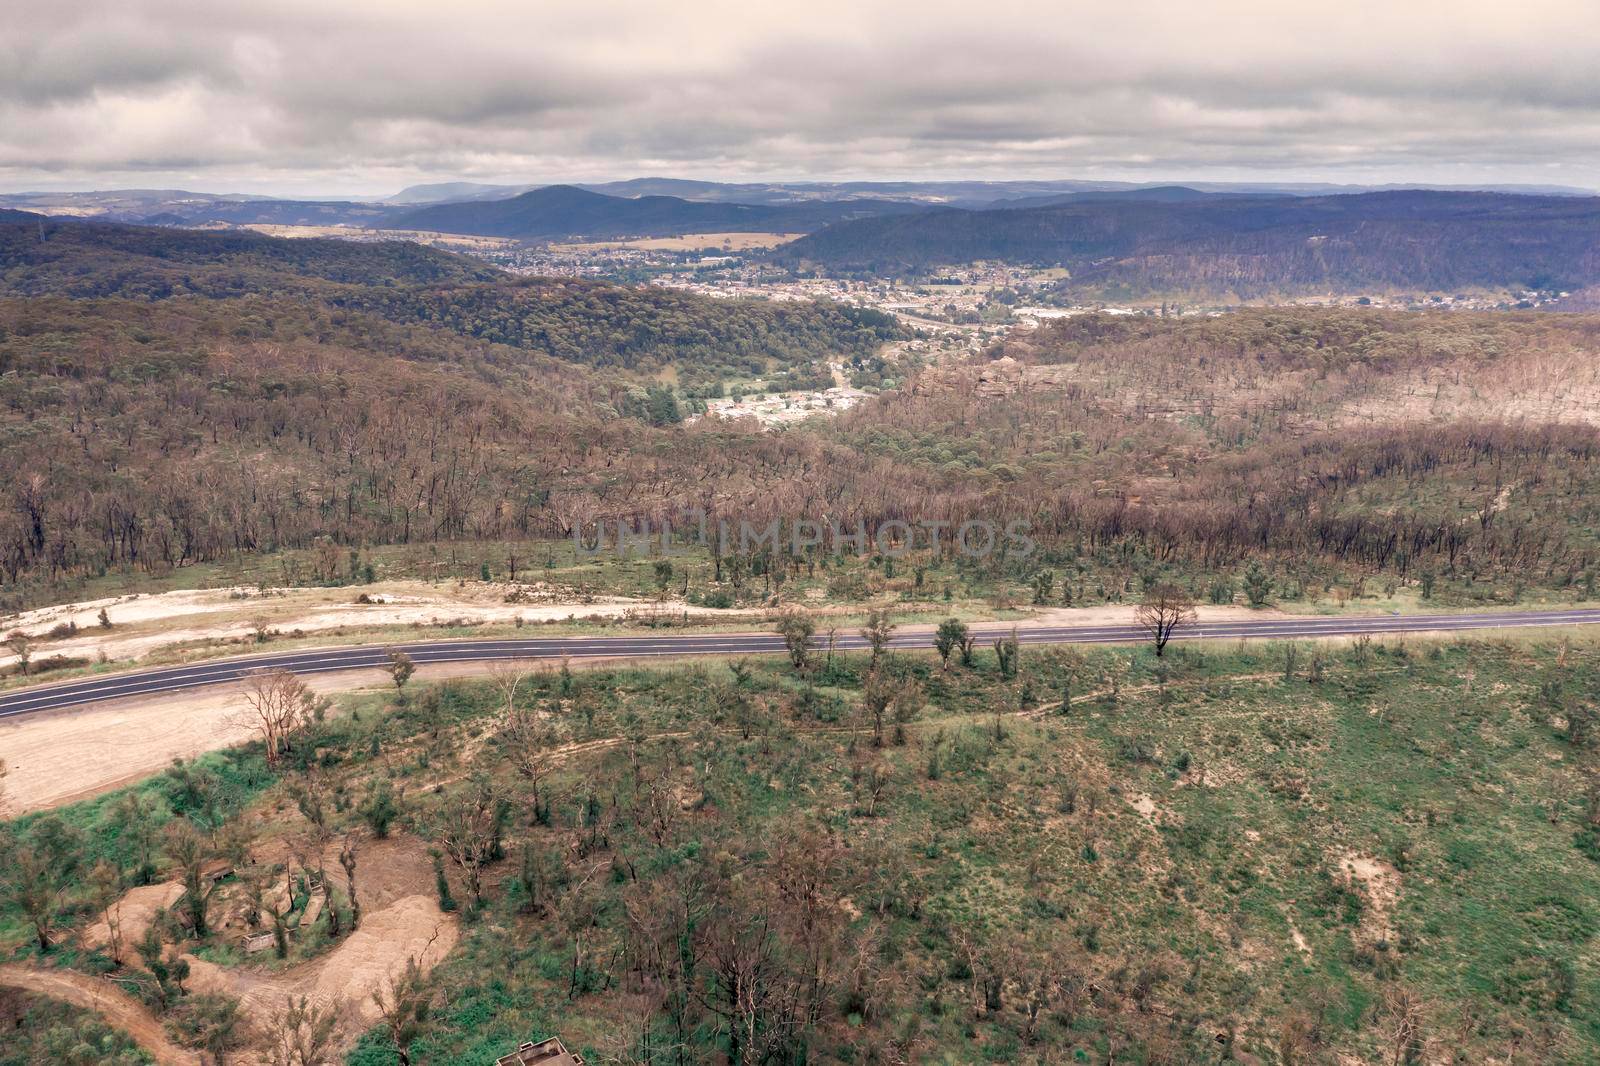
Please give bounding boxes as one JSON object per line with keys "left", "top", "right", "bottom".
{"left": 0, "top": 963, "right": 201, "bottom": 1065}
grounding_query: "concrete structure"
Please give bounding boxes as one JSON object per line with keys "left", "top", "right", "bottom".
{"left": 495, "top": 1038, "right": 584, "bottom": 1066}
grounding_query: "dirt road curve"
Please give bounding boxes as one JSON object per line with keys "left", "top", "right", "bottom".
{"left": 0, "top": 963, "right": 201, "bottom": 1065}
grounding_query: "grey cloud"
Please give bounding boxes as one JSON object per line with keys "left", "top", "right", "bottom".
{"left": 1, "top": 0, "right": 1597, "bottom": 194}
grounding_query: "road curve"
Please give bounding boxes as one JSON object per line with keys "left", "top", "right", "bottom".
{"left": 4, "top": 608, "right": 1600, "bottom": 722}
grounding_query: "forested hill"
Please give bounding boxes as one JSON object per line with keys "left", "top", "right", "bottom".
{"left": 0, "top": 217, "right": 901, "bottom": 376}
{"left": 335, "top": 278, "right": 902, "bottom": 371}
{"left": 775, "top": 190, "right": 1600, "bottom": 299}
{"left": 0, "top": 216, "right": 504, "bottom": 298}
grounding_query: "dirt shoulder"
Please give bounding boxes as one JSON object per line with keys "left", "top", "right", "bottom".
{"left": 0, "top": 580, "right": 757, "bottom": 673}
{"left": 0, "top": 656, "right": 640, "bottom": 815}
{"left": 0, "top": 668, "right": 387, "bottom": 814}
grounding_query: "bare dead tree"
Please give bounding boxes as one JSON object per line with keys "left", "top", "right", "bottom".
{"left": 1134, "top": 584, "right": 1197, "bottom": 657}
{"left": 266, "top": 996, "right": 341, "bottom": 1066}
{"left": 428, "top": 781, "right": 509, "bottom": 910}
{"left": 697, "top": 895, "right": 806, "bottom": 1066}
{"left": 1378, "top": 985, "right": 1428, "bottom": 1066}
{"left": 291, "top": 778, "right": 340, "bottom": 938}
{"left": 488, "top": 659, "right": 534, "bottom": 721}
{"left": 372, "top": 950, "right": 437, "bottom": 1066}
{"left": 339, "top": 833, "right": 361, "bottom": 932}
{"left": 503, "top": 703, "right": 556, "bottom": 823}
{"left": 238, "top": 670, "right": 324, "bottom": 768}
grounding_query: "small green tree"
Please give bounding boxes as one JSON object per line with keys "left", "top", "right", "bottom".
{"left": 1242, "top": 561, "right": 1274, "bottom": 608}
{"left": 165, "top": 820, "right": 216, "bottom": 939}
{"left": 266, "top": 996, "right": 339, "bottom": 1066}
{"left": 863, "top": 667, "right": 898, "bottom": 747}
{"left": 5, "top": 631, "right": 31, "bottom": 676}
{"left": 994, "top": 628, "right": 1020, "bottom": 678}
{"left": 934, "top": 618, "right": 969, "bottom": 671}
{"left": 90, "top": 859, "right": 128, "bottom": 966}
{"left": 861, "top": 609, "right": 897, "bottom": 666}
{"left": 170, "top": 993, "right": 245, "bottom": 1065}
{"left": 372, "top": 955, "right": 435, "bottom": 1066}
{"left": 387, "top": 650, "right": 416, "bottom": 696}
{"left": 359, "top": 779, "right": 400, "bottom": 838}
{"left": 776, "top": 610, "right": 815, "bottom": 671}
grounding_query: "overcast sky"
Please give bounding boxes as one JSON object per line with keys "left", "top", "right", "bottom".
{"left": 4, "top": 0, "right": 1598, "bottom": 196}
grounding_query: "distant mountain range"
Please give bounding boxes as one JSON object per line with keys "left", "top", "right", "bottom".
{"left": 770, "top": 190, "right": 1600, "bottom": 299}
{"left": 4, "top": 176, "right": 1593, "bottom": 235}
{"left": 386, "top": 184, "right": 923, "bottom": 239}
{"left": 3, "top": 182, "right": 1599, "bottom": 300}
{"left": 384, "top": 177, "right": 1597, "bottom": 208}
{"left": 0, "top": 183, "right": 922, "bottom": 239}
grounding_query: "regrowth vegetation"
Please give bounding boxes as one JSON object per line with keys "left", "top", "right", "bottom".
{"left": 6, "top": 636, "right": 1600, "bottom": 1062}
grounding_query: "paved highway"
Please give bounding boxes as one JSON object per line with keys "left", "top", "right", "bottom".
{"left": 4, "top": 608, "right": 1600, "bottom": 722}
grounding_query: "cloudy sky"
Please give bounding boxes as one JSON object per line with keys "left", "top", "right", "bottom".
{"left": 4, "top": 0, "right": 1598, "bottom": 196}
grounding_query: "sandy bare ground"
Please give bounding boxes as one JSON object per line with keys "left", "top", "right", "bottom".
{"left": 184, "top": 896, "right": 457, "bottom": 1037}
{"left": 0, "top": 581, "right": 747, "bottom": 670}
{"left": 83, "top": 881, "right": 187, "bottom": 954}
{"left": 1, "top": 686, "right": 264, "bottom": 814}
{"left": 0, "top": 580, "right": 1274, "bottom": 676}
{"left": 184, "top": 834, "right": 458, "bottom": 1053}
{"left": 0, "top": 963, "right": 201, "bottom": 1065}
{"left": 1020, "top": 604, "right": 1285, "bottom": 628}
{"left": 0, "top": 655, "right": 643, "bottom": 815}
{"left": 42, "top": 835, "right": 455, "bottom": 1065}
{"left": 0, "top": 668, "right": 392, "bottom": 814}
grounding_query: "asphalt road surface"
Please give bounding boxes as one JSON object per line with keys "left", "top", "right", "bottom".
{"left": 4, "top": 607, "right": 1600, "bottom": 722}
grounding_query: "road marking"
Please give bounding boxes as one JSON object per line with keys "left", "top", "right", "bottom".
{"left": 4, "top": 609, "right": 1600, "bottom": 719}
